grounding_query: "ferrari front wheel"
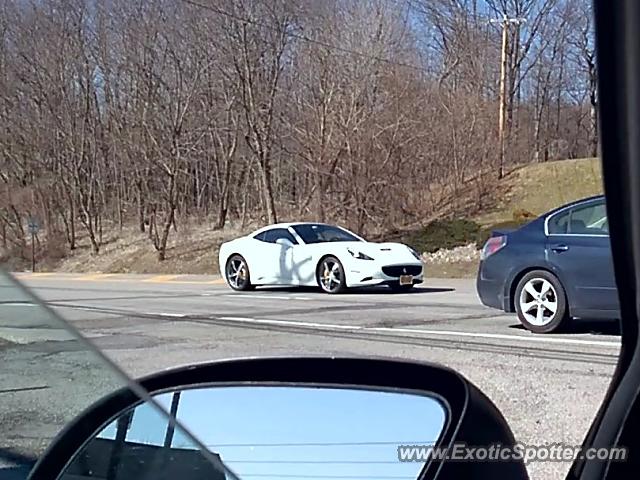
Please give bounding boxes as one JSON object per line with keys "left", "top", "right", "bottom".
{"left": 317, "top": 256, "right": 347, "bottom": 294}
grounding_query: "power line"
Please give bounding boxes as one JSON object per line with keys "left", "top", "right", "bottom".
{"left": 221, "top": 460, "right": 402, "bottom": 464}
{"left": 207, "top": 440, "right": 436, "bottom": 447}
{"left": 236, "top": 475, "right": 411, "bottom": 479}
{"left": 179, "top": 0, "right": 427, "bottom": 73}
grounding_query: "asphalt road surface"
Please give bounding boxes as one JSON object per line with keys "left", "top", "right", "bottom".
{"left": 1, "top": 273, "right": 621, "bottom": 480}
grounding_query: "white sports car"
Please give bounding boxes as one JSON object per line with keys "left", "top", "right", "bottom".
{"left": 218, "top": 222, "right": 424, "bottom": 293}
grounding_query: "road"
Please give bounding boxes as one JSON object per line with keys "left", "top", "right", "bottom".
{"left": 1, "top": 272, "right": 620, "bottom": 480}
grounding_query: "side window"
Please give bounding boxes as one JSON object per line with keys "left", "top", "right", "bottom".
{"left": 262, "top": 228, "right": 298, "bottom": 244}
{"left": 254, "top": 231, "right": 266, "bottom": 241}
{"left": 548, "top": 211, "right": 570, "bottom": 234}
{"left": 548, "top": 201, "right": 608, "bottom": 235}
{"left": 571, "top": 201, "right": 608, "bottom": 234}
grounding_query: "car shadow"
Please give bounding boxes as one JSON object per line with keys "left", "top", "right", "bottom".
{"left": 256, "top": 285, "right": 455, "bottom": 295}
{"left": 349, "top": 286, "right": 455, "bottom": 295}
{"left": 508, "top": 319, "right": 621, "bottom": 336}
{"left": 256, "top": 286, "right": 323, "bottom": 293}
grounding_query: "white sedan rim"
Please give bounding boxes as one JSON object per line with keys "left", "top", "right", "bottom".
{"left": 519, "top": 278, "right": 558, "bottom": 326}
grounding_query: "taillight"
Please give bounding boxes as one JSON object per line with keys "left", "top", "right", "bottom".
{"left": 481, "top": 235, "right": 507, "bottom": 260}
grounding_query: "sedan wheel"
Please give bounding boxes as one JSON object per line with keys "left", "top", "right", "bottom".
{"left": 317, "top": 257, "right": 346, "bottom": 294}
{"left": 515, "top": 270, "right": 568, "bottom": 333}
{"left": 225, "top": 255, "right": 254, "bottom": 291}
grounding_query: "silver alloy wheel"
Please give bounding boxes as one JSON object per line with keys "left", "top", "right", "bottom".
{"left": 227, "top": 257, "right": 248, "bottom": 289}
{"left": 320, "top": 259, "right": 342, "bottom": 292}
{"left": 518, "top": 277, "right": 558, "bottom": 326}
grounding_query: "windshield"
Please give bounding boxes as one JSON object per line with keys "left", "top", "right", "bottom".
{"left": 0, "top": 0, "right": 619, "bottom": 479}
{"left": 292, "top": 224, "right": 362, "bottom": 244}
{"left": 0, "top": 271, "right": 237, "bottom": 479}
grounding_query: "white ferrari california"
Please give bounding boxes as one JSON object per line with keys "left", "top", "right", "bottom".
{"left": 218, "top": 222, "right": 424, "bottom": 293}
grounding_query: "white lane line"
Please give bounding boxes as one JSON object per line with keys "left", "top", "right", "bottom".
{"left": 215, "top": 316, "right": 620, "bottom": 348}
{"left": 146, "top": 312, "right": 186, "bottom": 318}
{"left": 371, "top": 327, "right": 620, "bottom": 348}
{"left": 218, "top": 317, "right": 363, "bottom": 330}
{"left": 0, "top": 302, "right": 37, "bottom": 307}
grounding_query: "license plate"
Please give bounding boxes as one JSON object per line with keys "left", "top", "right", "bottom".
{"left": 399, "top": 275, "right": 413, "bottom": 285}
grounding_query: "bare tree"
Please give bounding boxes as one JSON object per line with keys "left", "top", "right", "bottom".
{"left": 0, "top": 0, "right": 598, "bottom": 267}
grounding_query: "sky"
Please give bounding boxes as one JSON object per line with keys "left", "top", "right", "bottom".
{"left": 98, "top": 385, "right": 447, "bottom": 480}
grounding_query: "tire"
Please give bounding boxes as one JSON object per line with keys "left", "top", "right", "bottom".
{"left": 514, "top": 270, "right": 568, "bottom": 333}
{"left": 317, "top": 256, "right": 347, "bottom": 294}
{"left": 389, "top": 283, "right": 414, "bottom": 293}
{"left": 225, "top": 254, "right": 255, "bottom": 291}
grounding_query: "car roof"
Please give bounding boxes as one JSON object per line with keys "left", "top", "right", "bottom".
{"left": 250, "top": 222, "right": 338, "bottom": 235}
{"left": 544, "top": 194, "right": 605, "bottom": 217}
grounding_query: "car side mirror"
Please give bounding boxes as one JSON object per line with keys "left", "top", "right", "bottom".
{"left": 275, "top": 238, "right": 294, "bottom": 248}
{"left": 28, "top": 358, "right": 529, "bottom": 480}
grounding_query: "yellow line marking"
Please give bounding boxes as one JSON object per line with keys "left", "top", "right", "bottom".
{"left": 153, "top": 278, "right": 225, "bottom": 285}
{"left": 72, "top": 273, "right": 117, "bottom": 281}
{"left": 14, "top": 273, "right": 225, "bottom": 284}
{"left": 144, "top": 275, "right": 178, "bottom": 283}
{"left": 12, "top": 272, "right": 55, "bottom": 277}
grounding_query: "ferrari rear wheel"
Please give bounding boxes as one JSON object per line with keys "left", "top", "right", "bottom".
{"left": 317, "top": 256, "right": 347, "bottom": 294}
{"left": 225, "top": 254, "right": 254, "bottom": 291}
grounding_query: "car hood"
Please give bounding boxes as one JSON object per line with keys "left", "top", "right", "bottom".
{"left": 328, "top": 241, "right": 420, "bottom": 262}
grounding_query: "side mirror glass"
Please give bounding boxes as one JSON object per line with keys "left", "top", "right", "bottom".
{"left": 60, "top": 386, "right": 447, "bottom": 480}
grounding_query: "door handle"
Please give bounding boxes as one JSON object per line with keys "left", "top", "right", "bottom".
{"left": 551, "top": 244, "right": 569, "bottom": 253}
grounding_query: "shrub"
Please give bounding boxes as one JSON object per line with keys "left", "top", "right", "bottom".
{"left": 45, "top": 234, "right": 68, "bottom": 261}
{"left": 386, "top": 216, "right": 535, "bottom": 254}
{"left": 512, "top": 208, "right": 537, "bottom": 222}
{"left": 394, "top": 219, "right": 482, "bottom": 254}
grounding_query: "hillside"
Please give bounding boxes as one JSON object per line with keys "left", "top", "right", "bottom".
{"left": 4, "top": 158, "right": 604, "bottom": 277}
{"left": 475, "top": 157, "right": 603, "bottom": 226}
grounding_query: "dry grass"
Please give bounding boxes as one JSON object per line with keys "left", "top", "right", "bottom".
{"left": 425, "top": 260, "right": 479, "bottom": 278}
{"left": 52, "top": 221, "right": 252, "bottom": 274}
{"left": 476, "top": 158, "right": 603, "bottom": 226}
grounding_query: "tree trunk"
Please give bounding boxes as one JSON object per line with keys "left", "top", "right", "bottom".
{"left": 315, "top": 177, "right": 326, "bottom": 223}
{"left": 589, "top": 65, "right": 599, "bottom": 157}
{"left": 137, "top": 179, "right": 146, "bottom": 233}
{"left": 1, "top": 221, "right": 6, "bottom": 250}
{"left": 590, "top": 100, "right": 598, "bottom": 157}
{"left": 157, "top": 210, "right": 174, "bottom": 261}
{"left": 260, "top": 161, "right": 278, "bottom": 224}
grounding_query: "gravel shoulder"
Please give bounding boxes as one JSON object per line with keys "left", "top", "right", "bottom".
{"left": 423, "top": 243, "right": 480, "bottom": 278}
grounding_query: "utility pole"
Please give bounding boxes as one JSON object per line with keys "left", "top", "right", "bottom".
{"left": 491, "top": 15, "right": 526, "bottom": 179}
{"left": 27, "top": 216, "right": 39, "bottom": 272}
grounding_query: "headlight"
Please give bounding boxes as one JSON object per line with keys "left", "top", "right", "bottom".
{"left": 347, "top": 248, "right": 374, "bottom": 261}
{"left": 408, "top": 246, "right": 422, "bottom": 261}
